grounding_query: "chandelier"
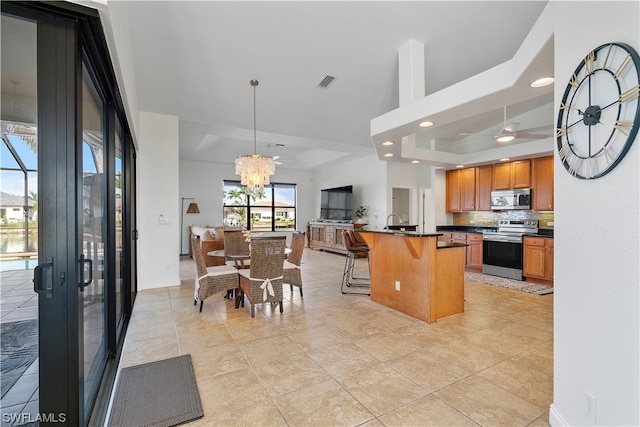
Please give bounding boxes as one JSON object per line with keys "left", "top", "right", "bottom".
{"left": 235, "top": 79, "right": 275, "bottom": 196}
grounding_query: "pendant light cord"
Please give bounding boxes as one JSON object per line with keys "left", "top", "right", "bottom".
{"left": 251, "top": 79, "right": 259, "bottom": 155}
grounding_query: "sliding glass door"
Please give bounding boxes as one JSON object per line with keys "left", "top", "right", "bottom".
{"left": 1, "top": 2, "right": 137, "bottom": 425}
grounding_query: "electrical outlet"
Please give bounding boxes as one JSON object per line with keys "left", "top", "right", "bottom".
{"left": 586, "top": 390, "right": 596, "bottom": 423}
{"left": 395, "top": 280, "right": 400, "bottom": 291}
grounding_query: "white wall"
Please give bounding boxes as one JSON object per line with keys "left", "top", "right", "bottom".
{"left": 178, "top": 159, "right": 314, "bottom": 252}
{"left": 550, "top": 2, "right": 639, "bottom": 426}
{"left": 137, "top": 112, "right": 181, "bottom": 289}
{"left": 312, "top": 154, "right": 387, "bottom": 229}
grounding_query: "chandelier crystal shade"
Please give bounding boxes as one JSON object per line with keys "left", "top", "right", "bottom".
{"left": 235, "top": 79, "right": 275, "bottom": 195}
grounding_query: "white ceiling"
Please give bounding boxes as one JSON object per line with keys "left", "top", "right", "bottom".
{"left": 107, "top": 1, "right": 554, "bottom": 169}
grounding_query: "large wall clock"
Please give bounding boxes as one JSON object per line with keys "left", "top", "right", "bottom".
{"left": 556, "top": 42, "right": 640, "bottom": 179}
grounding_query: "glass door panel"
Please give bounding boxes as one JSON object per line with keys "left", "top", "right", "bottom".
{"left": 0, "top": 12, "right": 40, "bottom": 422}
{"left": 81, "top": 62, "right": 107, "bottom": 419}
{"left": 114, "top": 118, "right": 124, "bottom": 332}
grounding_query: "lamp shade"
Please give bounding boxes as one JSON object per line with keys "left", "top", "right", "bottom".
{"left": 186, "top": 202, "right": 200, "bottom": 214}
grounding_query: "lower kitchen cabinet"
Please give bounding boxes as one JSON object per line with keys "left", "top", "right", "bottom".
{"left": 440, "top": 232, "right": 482, "bottom": 271}
{"left": 523, "top": 236, "right": 554, "bottom": 284}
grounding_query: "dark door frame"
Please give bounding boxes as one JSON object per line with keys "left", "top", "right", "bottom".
{"left": 2, "top": 2, "right": 137, "bottom": 425}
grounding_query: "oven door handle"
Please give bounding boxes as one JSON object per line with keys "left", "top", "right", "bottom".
{"left": 483, "top": 235, "right": 522, "bottom": 243}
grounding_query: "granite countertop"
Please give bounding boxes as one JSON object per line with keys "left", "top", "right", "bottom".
{"left": 359, "top": 229, "right": 442, "bottom": 237}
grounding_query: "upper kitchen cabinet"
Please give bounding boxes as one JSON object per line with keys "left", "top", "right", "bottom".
{"left": 492, "top": 160, "right": 531, "bottom": 190}
{"left": 446, "top": 168, "right": 476, "bottom": 212}
{"left": 532, "top": 156, "right": 554, "bottom": 211}
{"left": 475, "top": 165, "right": 492, "bottom": 211}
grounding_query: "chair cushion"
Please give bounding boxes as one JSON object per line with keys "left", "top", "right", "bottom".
{"left": 204, "top": 264, "right": 238, "bottom": 277}
{"left": 283, "top": 260, "right": 299, "bottom": 270}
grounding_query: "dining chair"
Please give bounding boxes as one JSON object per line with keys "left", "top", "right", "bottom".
{"left": 236, "top": 235, "right": 286, "bottom": 317}
{"left": 341, "top": 229, "right": 370, "bottom": 295}
{"left": 191, "top": 238, "right": 239, "bottom": 312}
{"left": 223, "top": 229, "right": 251, "bottom": 269}
{"left": 283, "top": 231, "right": 305, "bottom": 297}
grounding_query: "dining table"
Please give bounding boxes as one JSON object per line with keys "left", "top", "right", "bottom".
{"left": 208, "top": 247, "right": 291, "bottom": 269}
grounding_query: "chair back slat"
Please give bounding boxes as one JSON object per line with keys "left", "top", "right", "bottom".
{"left": 287, "top": 231, "right": 305, "bottom": 267}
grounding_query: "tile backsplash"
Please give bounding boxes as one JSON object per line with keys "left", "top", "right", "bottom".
{"left": 452, "top": 211, "right": 555, "bottom": 229}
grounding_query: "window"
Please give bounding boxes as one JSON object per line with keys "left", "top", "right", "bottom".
{"left": 223, "top": 180, "right": 296, "bottom": 231}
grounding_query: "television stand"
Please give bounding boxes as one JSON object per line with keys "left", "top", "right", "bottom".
{"left": 308, "top": 222, "right": 354, "bottom": 255}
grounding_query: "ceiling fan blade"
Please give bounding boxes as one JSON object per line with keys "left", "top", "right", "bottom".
{"left": 516, "top": 125, "right": 553, "bottom": 134}
{"left": 514, "top": 133, "right": 550, "bottom": 140}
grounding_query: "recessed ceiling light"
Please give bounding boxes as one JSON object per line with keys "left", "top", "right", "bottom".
{"left": 411, "top": 160, "right": 420, "bottom": 164}
{"left": 500, "top": 158, "right": 510, "bottom": 162}
{"left": 382, "top": 141, "right": 394, "bottom": 146}
{"left": 384, "top": 153, "right": 394, "bottom": 158}
{"left": 456, "top": 165, "right": 464, "bottom": 168}
{"left": 419, "top": 121, "right": 434, "bottom": 128}
{"left": 531, "top": 77, "right": 554, "bottom": 87}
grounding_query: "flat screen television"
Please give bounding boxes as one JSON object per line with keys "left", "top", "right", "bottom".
{"left": 320, "top": 185, "right": 353, "bottom": 221}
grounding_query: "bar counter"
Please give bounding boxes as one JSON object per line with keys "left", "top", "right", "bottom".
{"left": 358, "top": 230, "right": 466, "bottom": 323}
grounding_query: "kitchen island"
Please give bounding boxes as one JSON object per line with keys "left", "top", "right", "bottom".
{"left": 358, "top": 230, "right": 466, "bottom": 323}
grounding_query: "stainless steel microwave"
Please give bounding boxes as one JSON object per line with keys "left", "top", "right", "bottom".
{"left": 490, "top": 189, "right": 531, "bottom": 210}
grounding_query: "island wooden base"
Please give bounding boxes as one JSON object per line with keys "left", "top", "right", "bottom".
{"left": 359, "top": 232, "right": 465, "bottom": 323}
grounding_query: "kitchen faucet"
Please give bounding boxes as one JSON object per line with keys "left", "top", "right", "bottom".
{"left": 386, "top": 213, "right": 402, "bottom": 229}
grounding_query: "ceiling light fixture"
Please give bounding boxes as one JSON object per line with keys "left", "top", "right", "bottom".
{"left": 419, "top": 121, "right": 434, "bottom": 128}
{"left": 382, "top": 141, "right": 394, "bottom": 146}
{"left": 411, "top": 160, "right": 420, "bottom": 164}
{"left": 495, "top": 133, "right": 516, "bottom": 143}
{"left": 384, "top": 153, "right": 394, "bottom": 157}
{"left": 530, "top": 77, "right": 555, "bottom": 88}
{"left": 235, "top": 79, "right": 275, "bottom": 196}
{"left": 495, "top": 106, "right": 516, "bottom": 143}
{"left": 500, "top": 158, "right": 510, "bottom": 162}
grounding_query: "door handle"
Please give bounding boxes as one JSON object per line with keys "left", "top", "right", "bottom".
{"left": 33, "top": 257, "right": 54, "bottom": 296}
{"left": 79, "top": 254, "right": 93, "bottom": 289}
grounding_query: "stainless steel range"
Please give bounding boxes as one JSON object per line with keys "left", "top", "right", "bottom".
{"left": 482, "top": 219, "right": 538, "bottom": 280}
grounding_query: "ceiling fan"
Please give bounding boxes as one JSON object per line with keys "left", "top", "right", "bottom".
{"left": 460, "top": 105, "right": 552, "bottom": 144}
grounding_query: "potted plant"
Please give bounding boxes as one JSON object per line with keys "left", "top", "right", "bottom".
{"left": 354, "top": 205, "right": 369, "bottom": 224}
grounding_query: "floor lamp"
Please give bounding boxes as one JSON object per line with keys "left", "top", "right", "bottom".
{"left": 180, "top": 197, "right": 200, "bottom": 256}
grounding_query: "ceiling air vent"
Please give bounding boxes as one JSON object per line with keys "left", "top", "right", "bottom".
{"left": 317, "top": 75, "right": 336, "bottom": 88}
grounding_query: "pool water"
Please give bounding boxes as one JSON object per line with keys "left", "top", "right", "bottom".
{"left": 1, "top": 259, "right": 38, "bottom": 272}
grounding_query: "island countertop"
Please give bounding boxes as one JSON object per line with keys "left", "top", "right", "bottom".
{"left": 358, "top": 231, "right": 465, "bottom": 323}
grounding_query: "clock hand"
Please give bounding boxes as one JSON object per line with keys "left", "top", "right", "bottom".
{"left": 595, "top": 99, "right": 620, "bottom": 114}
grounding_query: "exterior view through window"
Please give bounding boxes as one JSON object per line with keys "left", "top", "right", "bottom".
{"left": 223, "top": 180, "right": 296, "bottom": 231}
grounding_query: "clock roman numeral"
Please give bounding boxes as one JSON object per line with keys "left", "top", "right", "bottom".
{"left": 558, "top": 138, "right": 571, "bottom": 162}
{"left": 601, "top": 44, "right": 613, "bottom": 70}
{"left": 614, "top": 120, "right": 633, "bottom": 136}
{"left": 620, "top": 84, "right": 640, "bottom": 103}
{"left": 602, "top": 145, "right": 615, "bottom": 166}
{"left": 585, "top": 157, "right": 597, "bottom": 179}
{"left": 567, "top": 155, "right": 581, "bottom": 176}
{"left": 614, "top": 54, "right": 632, "bottom": 80}
{"left": 559, "top": 102, "right": 569, "bottom": 111}
{"left": 556, "top": 127, "right": 567, "bottom": 138}
{"left": 584, "top": 51, "right": 596, "bottom": 75}
{"left": 569, "top": 73, "right": 580, "bottom": 89}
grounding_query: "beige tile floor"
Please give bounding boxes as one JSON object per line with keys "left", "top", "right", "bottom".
{"left": 118, "top": 248, "right": 553, "bottom": 427}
